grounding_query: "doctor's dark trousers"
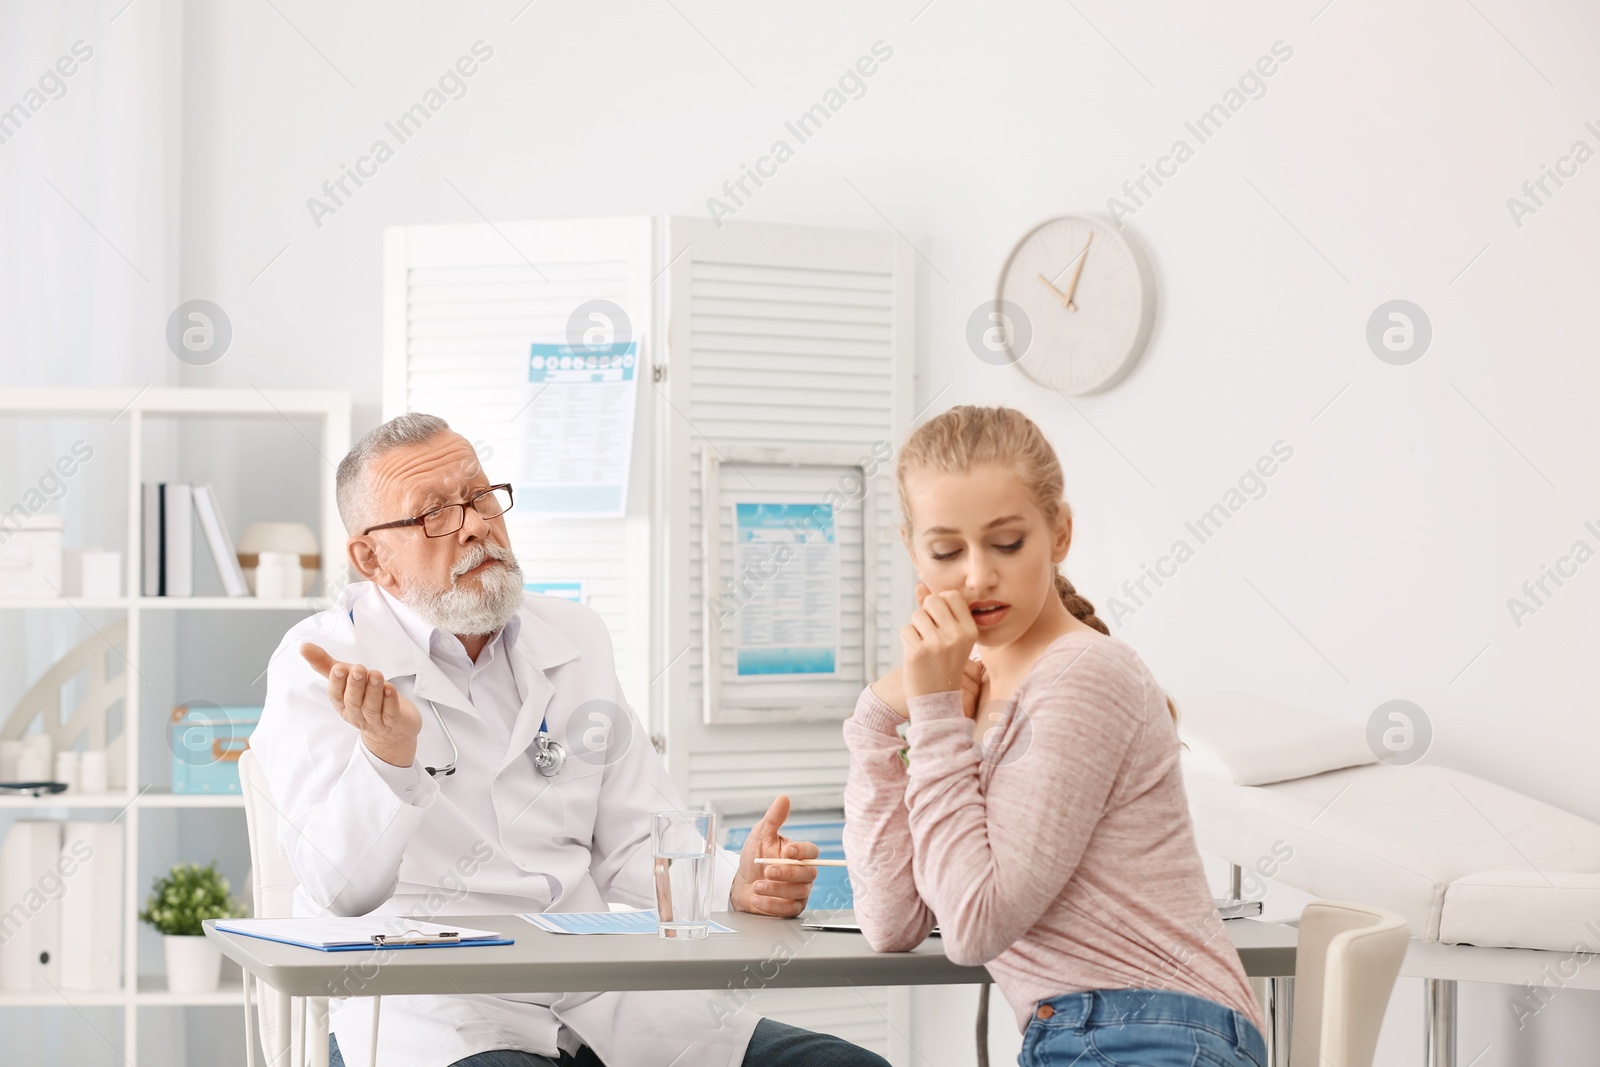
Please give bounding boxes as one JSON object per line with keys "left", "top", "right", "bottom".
{"left": 328, "top": 1016, "right": 893, "bottom": 1067}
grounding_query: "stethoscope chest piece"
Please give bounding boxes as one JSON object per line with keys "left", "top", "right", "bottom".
{"left": 534, "top": 733, "right": 566, "bottom": 778}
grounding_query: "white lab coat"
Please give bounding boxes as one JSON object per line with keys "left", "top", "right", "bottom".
{"left": 250, "top": 581, "right": 759, "bottom": 1067}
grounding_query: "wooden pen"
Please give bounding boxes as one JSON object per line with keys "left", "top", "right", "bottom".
{"left": 757, "top": 857, "right": 849, "bottom": 867}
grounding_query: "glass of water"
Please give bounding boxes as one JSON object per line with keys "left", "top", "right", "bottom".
{"left": 651, "top": 809, "right": 717, "bottom": 939}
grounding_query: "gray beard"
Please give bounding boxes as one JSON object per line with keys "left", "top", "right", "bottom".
{"left": 401, "top": 541, "right": 525, "bottom": 636}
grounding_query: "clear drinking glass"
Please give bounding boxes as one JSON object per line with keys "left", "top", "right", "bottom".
{"left": 651, "top": 809, "right": 717, "bottom": 939}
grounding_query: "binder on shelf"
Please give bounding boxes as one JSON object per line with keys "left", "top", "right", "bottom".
{"left": 162, "top": 482, "right": 195, "bottom": 597}
{"left": 58, "top": 821, "right": 123, "bottom": 992}
{"left": 193, "top": 484, "right": 249, "bottom": 597}
{"left": 0, "top": 820, "right": 64, "bottom": 991}
{"left": 211, "top": 917, "right": 511, "bottom": 952}
{"left": 141, "top": 483, "right": 161, "bottom": 596}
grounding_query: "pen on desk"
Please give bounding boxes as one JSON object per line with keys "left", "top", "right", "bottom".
{"left": 757, "top": 857, "right": 849, "bottom": 867}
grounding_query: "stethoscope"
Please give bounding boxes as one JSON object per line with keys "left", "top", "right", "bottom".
{"left": 422, "top": 698, "right": 566, "bottom": 779}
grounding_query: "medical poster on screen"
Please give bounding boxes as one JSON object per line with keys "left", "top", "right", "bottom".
{"left": 731, "top": 501, "right": 841, "bottom": 678}
{"left": 516, "top": 341, "right": 638, "bottom": 518}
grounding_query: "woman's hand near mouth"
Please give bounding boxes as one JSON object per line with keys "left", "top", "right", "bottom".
{"left": 902, "top": 582, "right": 980, "bottom": 700}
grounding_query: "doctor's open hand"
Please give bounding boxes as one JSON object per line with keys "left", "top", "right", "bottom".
{"left": 731, "top": 794, "right": 821, "bottom": 917}
{"left": 901, "top": 582, "right": 979, "bottom": 701}
{"left": 301, "top": 643, "right": 423, "bottom": 769}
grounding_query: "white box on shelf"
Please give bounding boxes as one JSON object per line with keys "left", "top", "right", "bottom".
{"left": 0, "top": 819, "right": 64, "bottom": 991}
{"left": 0, "top": 513, "right": 63, "bottom": 597}
{"left": 62, "top": 549, "right": 123, "bottom": 599}
{"left": 58, "top": 820, "right": 123, "bottom": 992}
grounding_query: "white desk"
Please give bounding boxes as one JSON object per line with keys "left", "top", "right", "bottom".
{"left": 205, "top": 912, "right": 1299, "bottom": 1064}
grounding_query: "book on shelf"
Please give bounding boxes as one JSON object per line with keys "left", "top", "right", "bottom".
{"left": 193, "top": 484, "right": 249, "bottom": 597}
{"left": 141, "top": 483, "right": 161, "bottom": 596}
{"left": 141, "top": 482, "right": 248, "bottom": 597}
{"left": 163, "top": 483, "right": 194, "bottom": 596}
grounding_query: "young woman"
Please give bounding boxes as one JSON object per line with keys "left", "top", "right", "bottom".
{"left": 843, "top": 406, "right": 1267, "bottom": 1067}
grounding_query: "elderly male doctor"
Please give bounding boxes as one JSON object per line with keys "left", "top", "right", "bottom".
{"left": 252, "top": 414, "right": 888, "bottom": 1067}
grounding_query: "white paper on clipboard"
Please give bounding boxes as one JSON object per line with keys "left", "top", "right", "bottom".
{"left": 731, "top": 501, "right": 841, "bottom": 678}
{"left": 516, "top": 341, "right": 639, "bottom": 518}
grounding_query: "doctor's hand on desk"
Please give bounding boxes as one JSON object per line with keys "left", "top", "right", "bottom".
{"left": 300, "top": 643, "right": 423, "bottom": 768}
{"left": 730, "top": 794, "right": 821, "bottom": 918}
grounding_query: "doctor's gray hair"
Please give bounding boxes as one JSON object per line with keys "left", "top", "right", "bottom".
{"left": 336, "top": 412, "right": 454, "bottom": 532}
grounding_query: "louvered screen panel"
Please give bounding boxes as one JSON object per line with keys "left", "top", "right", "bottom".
{"left": 660, "top": 216, "right": 914, "bottom": 1066}
{"left": 662, "top": 219, "right": 912, "bottom": 807}
{"left": 383, "top": 218, "right": 654, "bottom": 709}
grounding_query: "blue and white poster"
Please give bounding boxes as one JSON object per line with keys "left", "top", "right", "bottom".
{"left": 732, "top": 501, "right": 840, "bottom": 678}
{"left": 516, "top": 341, "right": 638, "bottom": 517}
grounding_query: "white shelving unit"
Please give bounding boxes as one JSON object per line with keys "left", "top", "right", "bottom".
{"left": 0, "top": 387, "right": 351, "bottom": 1063}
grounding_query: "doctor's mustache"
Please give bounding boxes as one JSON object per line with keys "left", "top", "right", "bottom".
{"left": 451, "top": 540, "right": 517, "bottom": 582}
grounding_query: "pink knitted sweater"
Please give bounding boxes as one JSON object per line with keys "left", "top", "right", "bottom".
{"left": 842, "top": 630, "right": 1265, "bottom": 1034}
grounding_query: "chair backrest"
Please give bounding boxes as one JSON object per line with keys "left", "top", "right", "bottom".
{"left": 238, "top": 749, "right": 299, "bottom": 1059}
{"left": 239, "top": 749, "right": 300, "bottom": 919}
{"left": 1291, "top": 900, "right": 1409, "bottom": 1067}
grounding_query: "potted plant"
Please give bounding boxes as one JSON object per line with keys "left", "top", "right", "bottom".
{"left": 139, "top": 861, "right": 244, "bottom": 993}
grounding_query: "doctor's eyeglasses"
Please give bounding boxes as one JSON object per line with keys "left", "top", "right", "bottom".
{"left": 363, "top": 484, "right": 514, "bottom": 537}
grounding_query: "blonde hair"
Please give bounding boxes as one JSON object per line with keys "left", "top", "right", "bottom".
{"left": 895, "top": 405, "right": 1179, "bottom": 727}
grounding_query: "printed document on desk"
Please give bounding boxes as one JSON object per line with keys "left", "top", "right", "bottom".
{"left": 520, "top": 910, "right": 734, "bottom": 935}
{"left": 517, "top": 341, "right": 639, "bottom": 518}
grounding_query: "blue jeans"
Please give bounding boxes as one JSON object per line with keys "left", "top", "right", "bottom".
{"left": 1020, "top": 988, "right": 1266, "bottom": 1067}
{"left": 328, "top": 1016, "right": 890, "bottom": 1067}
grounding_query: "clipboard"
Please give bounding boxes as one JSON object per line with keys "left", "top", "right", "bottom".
{"left": 212, "top": 918, "right": 512, "bottom": 952}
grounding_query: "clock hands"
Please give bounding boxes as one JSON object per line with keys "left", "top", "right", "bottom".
{"left": 1036, "top": 273, "right": 1073, "bottom": 308}
{"left": 1053, "top": 232, "right": 1094, "bottom": 312}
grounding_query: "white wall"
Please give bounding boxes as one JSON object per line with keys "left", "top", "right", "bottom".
{"left": 9, "top": 0, "right": 1600, "bottom": 1062}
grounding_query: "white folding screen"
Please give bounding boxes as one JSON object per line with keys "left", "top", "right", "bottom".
{"left": 382, "top": 217, "right": 656, "bottom": 713}
{"left": 658, "top": 216, "right": 914, "bottom": 811}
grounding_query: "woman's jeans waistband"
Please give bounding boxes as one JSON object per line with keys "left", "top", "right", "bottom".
{"left": 1021, "top": 987, "right": 1266, "bottom": 1067}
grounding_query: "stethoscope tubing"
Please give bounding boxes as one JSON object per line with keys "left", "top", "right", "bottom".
{"left": 343, "top": 606, "right": 566, "bottom": 780}
{"left": 423, "top": 698, "right": 565, "bottom": 779}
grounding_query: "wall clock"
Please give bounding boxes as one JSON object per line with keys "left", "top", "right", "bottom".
{"left": 996, "top": 215, "right": 1157, "bottom": 394}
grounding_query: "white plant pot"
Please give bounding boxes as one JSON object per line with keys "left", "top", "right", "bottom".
{"left": 163, "top": 934, "right": 222, "bottom": 993}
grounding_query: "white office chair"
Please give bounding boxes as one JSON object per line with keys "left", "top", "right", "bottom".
{"left": 1286, "top": 901, "right": 1409, "bottom": 1067}
{"left": 240, "top": 748, "right": 332, "bottom": 1067}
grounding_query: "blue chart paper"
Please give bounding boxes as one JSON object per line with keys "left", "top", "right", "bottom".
{"left": 732, "top": 502, "right": 840, "bottom": 678}
{"left": 517, "top": 342, "right": 639, "bottom": 517}
{"left": 524, "top": 579, "right": 586, "bottom": 603}
{"left": 520, "top": 910, "right": 734, "bottom": 935}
